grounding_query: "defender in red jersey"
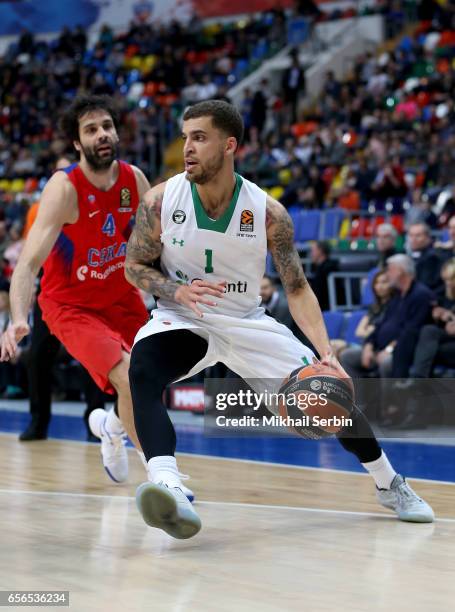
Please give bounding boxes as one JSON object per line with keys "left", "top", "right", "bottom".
{"left": 0, "top": 95, "right": 157, "bottom": 487}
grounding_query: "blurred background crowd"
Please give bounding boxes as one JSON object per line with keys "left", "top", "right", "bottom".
{"left": 0, "top": 0, "right": 454, "bottom": 430}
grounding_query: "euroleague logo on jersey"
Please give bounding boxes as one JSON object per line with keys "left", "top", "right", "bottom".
{"left": 119, "top": 187, "right": 132, "bottom": 212}
{"left": 237, "top": 209, "right": 256, "bottom": 239}
{"left": 240, "top": 209, "right": 254, "bottom": 232}
{"left": 172, "top": 210, "right": 186, "bottom": 224}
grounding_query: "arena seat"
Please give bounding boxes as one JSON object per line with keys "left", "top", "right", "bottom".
{"left": 344, "top": 309, "right": 367, "bottom": 345}
{"left": 322, "top": 311, "right": 344, "bottom": 340}
{"left": 361, "top": 267, "right": 379, "bottom": 306}
{"left": 293, "top": 210, "right": 321, "bottom": 243}
{"left": 321, "top": 208, "right": 346, "bottom": 239}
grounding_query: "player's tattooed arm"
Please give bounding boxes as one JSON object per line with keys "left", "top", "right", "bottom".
{"left": 125, "top": 183, "right": 179, "bottom": 299}
{"left": 266, "top": 196, "right": 308, "bottom": 295}
{"left": 266, "top": 196, "right": 335, "bottom": 362}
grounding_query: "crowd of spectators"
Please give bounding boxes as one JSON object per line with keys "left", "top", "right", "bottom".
{"left": 237, "top": 1, "right": 455, "bottom": 227}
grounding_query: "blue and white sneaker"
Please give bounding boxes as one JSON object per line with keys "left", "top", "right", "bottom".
{"left": 88, "top": 408, "right": 128, "bottom": 483}
{"left": 136, "top": 481, "right": 201, "bottom": 539}
{"left": 376, "top": 474, "right": 434, "bottom": 523}
{"left": 137, "top": 451, "right": 195, "bottom": 502}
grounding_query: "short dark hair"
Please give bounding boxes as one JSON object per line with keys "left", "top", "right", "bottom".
{"left": 60, "top": 94, "right": 119, "bottom": 142}
{"left": 315, "top": 240, "right": 331, "bottom": 258}
{"left": 183, "top": 100, "right": 244, "bottom": 148}
{"left": 262, "top": 274, "right": 276, "bottom": 285}
{"left": 409, "top": 222, "right": 431, "bottom": 237}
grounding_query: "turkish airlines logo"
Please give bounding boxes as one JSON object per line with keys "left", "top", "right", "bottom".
{"left": 77, "top": 265, "right": 88, "bottom": 281}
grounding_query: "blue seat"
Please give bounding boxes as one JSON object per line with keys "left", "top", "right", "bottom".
{"left": 265, "top": 252, "right": 277, "bottom": 277}
{"left": 322, "top": 208, "right": 346, "bottom": 239}
{"left": 344, "top": 310, "right": 367, "bottom": 345}
{"left": 322, "top": 311, "right": 344, "bottom": 340}
{"left": 252, "top": 40, "right": 268, "bottom": 60}
{"left": 294, "top": 210, "right": 321, "bottom": 242}
{"left": 287, "top": 204, "right": 303, "bottom": 216}
{"left": 399, "top": 36, "right": 413, "bottom": 53}
{"left": 361, "top": 266, "right": 379, "bottom": 306}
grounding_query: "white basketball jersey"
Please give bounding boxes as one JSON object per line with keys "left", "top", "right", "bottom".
{"left": 158, "top": 172, "right": 267, "bottom": 318}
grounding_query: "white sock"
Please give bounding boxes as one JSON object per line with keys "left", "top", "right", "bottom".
{"left": 148, "top": 456, "right": 181, "bottom": 488}
{"left": 362, "top": 451, "right": 397, "bottom": 489}
{"left": 104, "top": 407, "right": 124, "bottom": 436}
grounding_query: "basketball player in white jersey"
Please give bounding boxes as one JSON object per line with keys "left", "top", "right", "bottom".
{"left": 125, "top": 101, "right": 434, "bottom": 539}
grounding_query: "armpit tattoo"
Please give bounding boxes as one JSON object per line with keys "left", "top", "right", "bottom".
{"left": 268, "top": 201, "right": 308, "bottom": 294}
{"left": 125, "top": 192, "right": 179, "bottom": 299}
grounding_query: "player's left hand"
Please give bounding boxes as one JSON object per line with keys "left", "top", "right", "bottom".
{"left": 0, "top": 320, "right": 30, "bottom": 362}
{"left": 319, "top": 350, "right": 350, "bottom": 379}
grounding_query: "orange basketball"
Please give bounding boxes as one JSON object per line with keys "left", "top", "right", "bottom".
{"left": 278, "top": 364, "right": 355, "bottom": 439}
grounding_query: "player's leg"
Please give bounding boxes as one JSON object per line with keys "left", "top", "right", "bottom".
{"left": 39, "top": 297, "right": 133, "bottom": 483}
{"left": 225, "top": 315, "right": 434, "bottom": 522}
{"left": 107, "top": 352, "right": 140, "bottom": 448}
{"left": 82, "top": 368, "right": 107, "bottom": 442}
{"left": 337, "top": 412, "right": 433, "bottom": 521}
{"left": 129, "top": 329, "right": 209, "bottom": 538}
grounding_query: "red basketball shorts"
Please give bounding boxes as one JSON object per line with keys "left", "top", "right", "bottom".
{"left": 39, "top": 290, "right": 149, "bottom": 393}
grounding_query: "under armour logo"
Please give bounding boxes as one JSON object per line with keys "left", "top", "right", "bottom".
{"left": 172, "top": 238, "right": 184, "bottom": 246}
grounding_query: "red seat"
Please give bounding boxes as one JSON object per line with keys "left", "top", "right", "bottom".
{"left": 390, "top": 214, "right": 405, "bottom": 234}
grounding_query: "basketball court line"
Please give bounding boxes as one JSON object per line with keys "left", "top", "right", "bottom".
{"left": 1, "top": 430, "right": 454, "bottom": 487}
{"left": 0, "top": 487, "right": 454, "bottom": 522}
{"left": 176, "top": 451, "right": 455, "bottom": 487}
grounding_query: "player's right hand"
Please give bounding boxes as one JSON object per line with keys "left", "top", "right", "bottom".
{"left": 174, "top": 279, "right": 226, "bottom": 318}
{"left": 0, "top": 321, "right": 30, "bottom": 362}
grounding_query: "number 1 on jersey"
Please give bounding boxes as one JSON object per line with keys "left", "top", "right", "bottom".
{"left": 204, "top": 249, "right": 214, "bottom": 273}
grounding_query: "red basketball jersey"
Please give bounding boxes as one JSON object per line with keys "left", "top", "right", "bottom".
{"left": 41, "top": 161, "right": 141, "bottom": 309}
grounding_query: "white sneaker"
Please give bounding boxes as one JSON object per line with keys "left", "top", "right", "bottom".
{"left": 88, "top": 408, "right": 128, "bottom": 483}
{"left": 136, "top": 481, "right": 201, "bottom": 539}
{"left": 178, "top": 473, "right": 195, "bottom": 503}
{"left": 137, "top": 452, "right": 195, "bottom": 502}
{"left": 376, "top": 474, "right": 435, "bottom": 522}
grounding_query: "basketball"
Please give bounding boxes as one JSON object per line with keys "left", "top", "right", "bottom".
{"left": 278, "top": 364, "right": 355, "bottom": 439}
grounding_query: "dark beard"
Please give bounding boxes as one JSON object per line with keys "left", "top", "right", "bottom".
{"left": 185, "top": 150, "right": 224, "bottom": 185}
{"left": 81, "top": 142, "right": 118, "bottom": 171}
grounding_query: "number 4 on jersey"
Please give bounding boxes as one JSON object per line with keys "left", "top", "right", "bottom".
{"left": 102, "top": 213, "right": 116, "bottom": 237}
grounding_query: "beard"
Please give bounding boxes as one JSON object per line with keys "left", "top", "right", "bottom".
{"left": 185, "top": 149, "right": 225, "bottom": 184}
{"left": 81, "top": 140, "right": 118, "bottom": 172}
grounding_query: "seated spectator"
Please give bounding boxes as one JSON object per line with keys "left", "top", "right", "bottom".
{"left": 371, "top": 157, "right": 407, "bottom": 202}
{"left": 331, "top": 270, "right": 394, "bottom": 358}
{"left": 376, "top": 223, "right": 398, "bottom": 267}
{"left": 405, "top": 189, "right": 438, "bottom": 229}
{"left": 309, "top": 241, "right": 338, "bottom": 311}
{"left": 383, "top": 257, "right": 455, "bottom": 428}
{"left": 260, "top": 275, "right": 292, "bottom": 328}
{"left": 407, "top": 222, "right": 443, "bottom": 291}
{"left": 409, "top": 258, "right": 455, "bottom": 378}
{"left": 437, "top": 185, "right": 455, "bottom": 228}
{"left": 435, "top": 215, "right": 455, "bottom": 259}
{"left": 341, "top": 255, "right": 434, "bottom": 382}
{"left": 354, "top": 157, "right": 376, "bottom": 202}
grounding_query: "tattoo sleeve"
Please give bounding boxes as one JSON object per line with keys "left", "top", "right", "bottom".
{"left": 266, "top": 198, "right": 308, "bottom": 295}
{"left": 125, "top": 190, "right": 179, "bottom": 299}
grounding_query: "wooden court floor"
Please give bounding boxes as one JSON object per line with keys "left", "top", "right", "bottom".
{"left": 0, "top": 432, "right": 454, "bottom": 612}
